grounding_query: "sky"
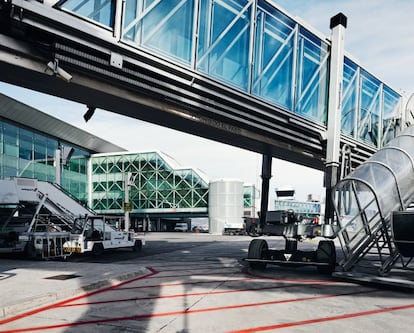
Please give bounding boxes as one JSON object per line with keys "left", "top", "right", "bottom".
{"left": 1, "top": 0, "right": 413, "bottom": 208}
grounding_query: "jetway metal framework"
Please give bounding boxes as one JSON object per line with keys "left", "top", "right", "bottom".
{"left": 0, "top": 0, "right": 402, "bottom": 172}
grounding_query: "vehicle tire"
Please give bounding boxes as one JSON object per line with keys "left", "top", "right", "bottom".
{"left": 316, "top": 240, "right": 336, "bottom": 274}
{"left": 24, "top": 241, "right": 36, "bottom": 259}
{"left": 132, "top": 240, "right": 142, "bottom": 252}
{"left": 247, "top": 224, "right": 259, "bottom": 237}
{"left": 92, "top": 243, "right": 104, "bottom": 256}
{"left": 247, "top": 239, "right": 268, "bottom": 270}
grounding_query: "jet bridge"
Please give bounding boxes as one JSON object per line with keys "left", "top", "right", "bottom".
{"left": 333, "top": 126, "right": 414, "bottom": 277}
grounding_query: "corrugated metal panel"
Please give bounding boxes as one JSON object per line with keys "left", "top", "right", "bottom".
{"left": 0, "top": 93, "right": 125, "bottom": 153}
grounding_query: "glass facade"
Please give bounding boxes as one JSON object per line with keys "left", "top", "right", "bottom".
{"left": 90, "top": 152, "right": 209, "bottom": 215}
{"left": 0, "top": 119, "right": 90, "bottom": 204}
{"left": 243, "top": 184, "right": 255, "bottom": 208}
{"left": 0, "top": 115, "right": 254, "bottom": 217}
{"left": 59, "top": 0, "right": 402, "bottom": 148}
{"left": 274, "top": 199, "right": 321, "bottom": 215}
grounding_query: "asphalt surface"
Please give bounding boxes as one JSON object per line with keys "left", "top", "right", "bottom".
{"left": 0, "top": 233, "right": 413, "bottom": 332}
{"left": 0, "top": 232, "right": 233, "bottom": 318}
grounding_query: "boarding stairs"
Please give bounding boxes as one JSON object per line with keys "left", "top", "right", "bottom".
{"left": 0, "top": 178, "right": 96, "bottom": 258}
{"left": 333, "top": 127, "right": 414, "bottom": 276}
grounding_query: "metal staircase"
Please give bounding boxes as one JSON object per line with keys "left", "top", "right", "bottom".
{"left": 333, "top": 126, "right": 414, "bottom": 275}
{"left": 0, "top": 177, "right": 95, "bottom": 257}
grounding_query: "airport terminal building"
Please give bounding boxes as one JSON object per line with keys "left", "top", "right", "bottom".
{"left": 0, "top": 93, "right": 255, "bottom": 231}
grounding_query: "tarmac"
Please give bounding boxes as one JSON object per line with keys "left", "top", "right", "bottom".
{"left": 1, "top": 234, "right": 413, "bottom": 322}
{"left": 0, "top": 258, "right": 150, "bottom": 319}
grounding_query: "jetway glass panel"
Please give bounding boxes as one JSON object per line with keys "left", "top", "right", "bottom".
{"left": 197, "top": 0, "right": 251, "bottom": 90}
{"left": 60, "top": 0, "right": 115, "bottom": 28}
{"left": 358, "top": 70, "right": 381, "bottom": 147}
{"left": 252, "top": 3, "right": 295, "bottom": 110}
{"left": 295, "top": 28, "right": 329, "bottom": 123}
{"left": 55, "top": 0, "right": 402, "bottom": 147}
{"left": 382, "top": 87, "right": 401, "bottom": 146}
{"left": 341, "top": 57, "right": 400, "bottom": 148}
{"left": 122, "top": 0, "right": 195, "bottom": 64}
{"left": 342, "top": 58, "right": 358, "bottom": 136}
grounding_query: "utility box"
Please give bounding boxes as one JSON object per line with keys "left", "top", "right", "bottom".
{"left": 392, "top": 211, "right": 414, "bottom": 257}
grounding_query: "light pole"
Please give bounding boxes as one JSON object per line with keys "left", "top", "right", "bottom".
{"left": 124, "top": 172, "right": 137, "bottom": 231}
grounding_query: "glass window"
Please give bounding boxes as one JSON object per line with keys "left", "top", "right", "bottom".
{"left": 382, "top": 86, "right": 400, "bottom": 146}
{"left": 342, "top": 58, "right": 359, "bottom": 136}
{"left": 3, "top": 123, "right": 18, "bottom": 158}
{"left": 295, "top": 28, "right": 329, "bottom": 123}
{"left": 197, "top": 0, "right": 252, "bottom": 91}
{"left": 3, "top": 123, "right": 17, "bottom": 142}
{"left": 19, "top": 128, "right": 33, "bottom": 160}
{"left": 122, "top": 0, "right": 195, "bottom": 64}
{"left": 59, "top": 0, "right": 115, "bottom": 28}
{"left": 34, "top": 134, "right": 47, "bottom": 161}
{"left": 252, "top": 4, "right": 296, "bottom": 110}
{"left": 358, "top": 70, "right": 381, "bottom": 146}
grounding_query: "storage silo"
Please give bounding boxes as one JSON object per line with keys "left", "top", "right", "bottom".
{"left": 208, "top": 179, "right": 244, "bottom": 234}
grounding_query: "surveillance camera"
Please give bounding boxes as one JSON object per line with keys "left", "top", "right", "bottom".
{"left": 46, "top": 61, "right": 73, "bottom": 82}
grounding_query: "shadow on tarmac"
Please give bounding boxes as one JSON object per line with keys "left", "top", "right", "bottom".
{"left": 1, "top": 234, "right": 413, "bottom": 332}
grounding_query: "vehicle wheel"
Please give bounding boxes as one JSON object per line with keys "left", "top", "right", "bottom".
{"left": 247, "top": 224, "right": 259, "bottom": 237}
{"left": 316, "top": 240, "right": 336, "bottom": 274}
{"left": 132, "top": 240, "right": 142, "bottom": 252}
{"left": 247, "top": 239, "right": 268, "bottom": 270}
{"left": 92, "top": 243, "right": 104, "bottom": 256}
{"left": 24, "top": 241, "right": 36, "bottom": 259}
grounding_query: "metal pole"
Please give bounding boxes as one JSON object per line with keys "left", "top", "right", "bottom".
{"left": 259, "top": 154, "right": 272, "bottom": 228}
{"left": 55, "top": 149, "right": 61, "bottom": 185}
{"left": 124, "top": 172, "right": 131, "bottom": 231}
{"left": 325, "top": 13, "right": 347, "bottom": 224}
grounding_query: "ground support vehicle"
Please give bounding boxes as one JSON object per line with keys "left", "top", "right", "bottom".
{"left": 23, "top": 231, "right": 71, "bottom": 259}
{"left": 174, "top": 222, "right": 189, "bottom": 232}
{"left": 0, "top": 178, "right": 92, "bottom": 258}
{"left": 63, "top": 216, "right": 145, "bottom": 256}
{"left": 245, "top": 210, "right": 338, "bottom": 274}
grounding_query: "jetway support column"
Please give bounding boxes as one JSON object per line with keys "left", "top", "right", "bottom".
{"left": 259, "top": 154, "right": 272, "bottom": 228}
{"left": 324, "top": 13, "right": 347, "bottom": 224}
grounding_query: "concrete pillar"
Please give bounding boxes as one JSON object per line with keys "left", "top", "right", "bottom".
{"left": 324, "top": 13, "right": 347, "bottom": 223}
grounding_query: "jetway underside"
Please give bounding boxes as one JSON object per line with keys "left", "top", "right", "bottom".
{"left": 0, "top": 3, "right": 378, "bottom": 171}
{"left": 0, "top": 32, "right": 326, "bottom": 169}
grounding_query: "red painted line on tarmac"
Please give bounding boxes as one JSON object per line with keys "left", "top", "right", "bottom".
{"left": 113, "top": 274, "right": 338, "bottom": 291}
{"left": 227, "top": 303, "right": 414, "bottom": 333}
{"left": 61, "top": 282, "right": 308, "bottom": 307}
{"left": 114, "top": 277, "right": 254, "bottom": 290}
{"left": 143, "top": 262, "right": 219, "bottom": 269}
{"left": 0, "top": 268, "right": 157, "bottom": 326}
{"left": 111, "top": 275, "right": 339, "bottom": 291}
{"left": 146, "top": 270, "right": 240, "bottom": 279}
{"left": 244, "top": 269, "right": 338, "bottom": 285}
{"left": 149, "top": 265, "right": 236, "bottom": 272}
{"left": 0, "top": 289, "right": 377, "bottom": 332}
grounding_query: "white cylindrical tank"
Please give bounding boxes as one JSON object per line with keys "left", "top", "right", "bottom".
{"left": 208, "top": 179, "right": 244, "bottom": 234}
